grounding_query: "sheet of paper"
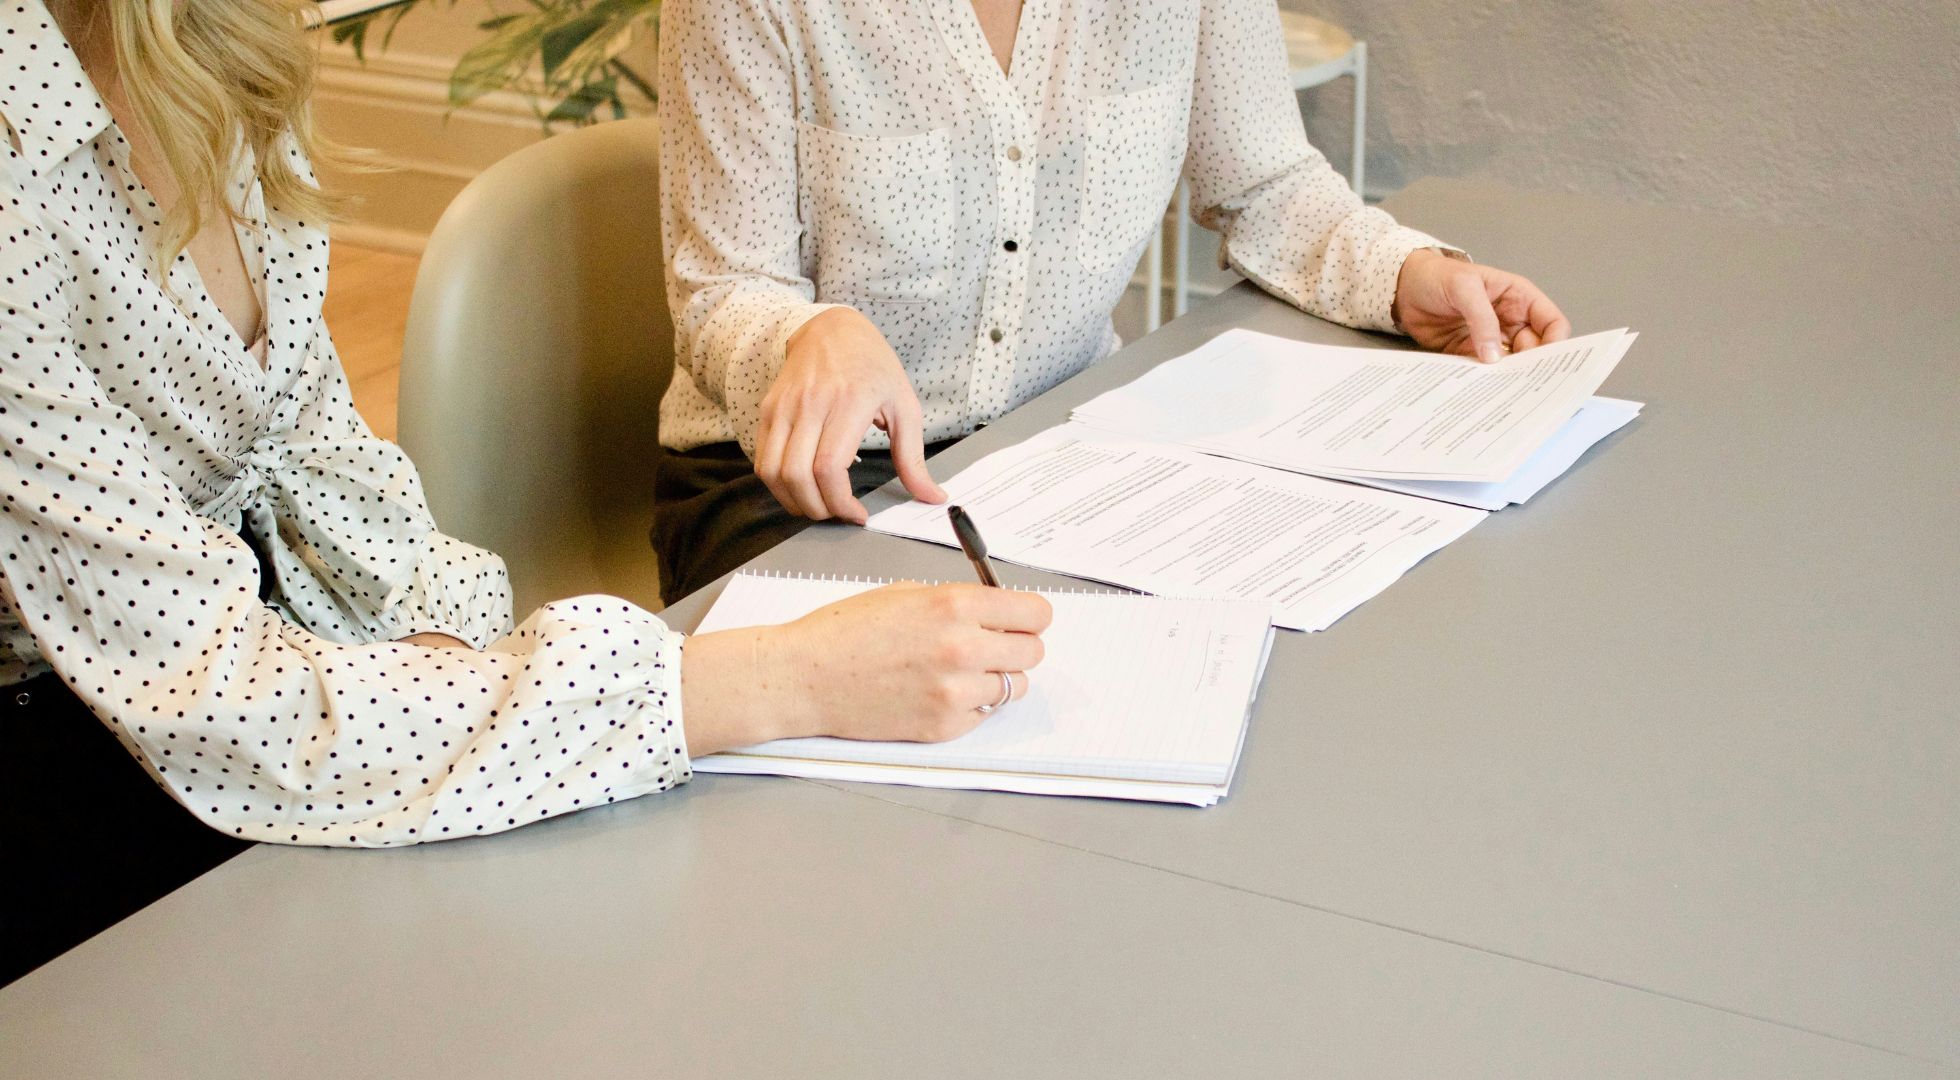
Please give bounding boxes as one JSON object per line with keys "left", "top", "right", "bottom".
{"left": 1071, "top": 327, "right": 1635, "bottom": 484}
{"left": 692, "top": 573, "right": 1275, "bottom": 791}
{"left": 1324, "top": 397, "right": 1644, "bottom": 510}
{"left": 696, "top": 753, "right": 1230, "bottom": 807}
{"left": 865, "top": 423, "right": 1484, "bottom": 631}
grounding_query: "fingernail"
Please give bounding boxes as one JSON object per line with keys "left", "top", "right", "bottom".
{"left": 1477, "top": 343, "right": 1502, "bottom": 365}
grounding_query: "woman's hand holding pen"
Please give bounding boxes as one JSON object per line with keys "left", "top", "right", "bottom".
{"left": 679, "top": 582, "right": 1051, "bottom": 757}
{"left": 757, "top": 307, "right": 948, "bottom": 524}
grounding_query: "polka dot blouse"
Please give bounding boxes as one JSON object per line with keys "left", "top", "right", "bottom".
{"left": 657, "top": 0, "right": 1456, "bottom": 458}
{"left": 0, "top": 3, "right": 690, "bottom": 847}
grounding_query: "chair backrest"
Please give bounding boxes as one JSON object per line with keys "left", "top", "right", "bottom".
{"left": 398, "top": 117, "right": 670, "bottom": 615}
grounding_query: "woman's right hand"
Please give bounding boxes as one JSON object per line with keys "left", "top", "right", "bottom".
{"left": 680, "top": 582, "right": 1052, "bottom": 757}
{"left": 755, "top": 307, "right": 948, "bottom": 524}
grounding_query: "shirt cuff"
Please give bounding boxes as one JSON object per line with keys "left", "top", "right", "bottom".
{"left": 366, "top": 533, "right": 516, "bottom": 650}
{"left": 1357, "top": 225, "right": 1467, "bottom": 335}
{"left": 638, "top": 626, "right": 693, "bottom": 792}
{"left": 727, "top": 301, "right": 849, "bottom": 459}
{"left": 495, "top": 602, "right": 694, "bottom": 800}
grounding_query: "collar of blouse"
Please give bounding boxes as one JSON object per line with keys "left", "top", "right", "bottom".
{"left": 2, "top": 0, "right": 438, "bottom": 616}
{"left": 0, "top": 1, "right": 117, "bottom": 180}
{"left": 4, "top": 2, "right": 286, "bottom": 370}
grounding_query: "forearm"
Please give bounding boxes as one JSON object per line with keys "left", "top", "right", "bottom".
{"left": 674, "top": 284, "right": 840, "bottom": 433}
{"left": 1218, "top": 172, "right": 1453, "bottom": 334}
{"left": 679, "top": 627, "right": 811, "bottom": 757}
{"left": 677, "top": 581, "right": 1053, "bottom": 754}
{"left": 1187, "top": 0, "right": 1455, "bottom": 333}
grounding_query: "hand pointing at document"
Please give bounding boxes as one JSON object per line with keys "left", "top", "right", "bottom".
{"left": 1393, "top": 249, "right": 1573, "bottom": 364}
{"left": 756, "top": 307, "right": 950, "bottom": 524}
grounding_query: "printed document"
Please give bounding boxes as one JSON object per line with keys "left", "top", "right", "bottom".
{"left": 1336, "top": 396, "right": 1643, "bottom": 510}
{"left": 865, "top": 423, "right": 1484, "bottom": 632}
{"left": 1071, "top": 327, "right": 1636, "bottom": 483}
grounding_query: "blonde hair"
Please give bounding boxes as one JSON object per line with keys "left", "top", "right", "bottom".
{"left": 104, "top": 0, "right": 349, "bottom": 263}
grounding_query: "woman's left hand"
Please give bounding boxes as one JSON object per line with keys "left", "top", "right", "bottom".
{"left": 1394, "top": 249, "right": 1571, "bottom": 364}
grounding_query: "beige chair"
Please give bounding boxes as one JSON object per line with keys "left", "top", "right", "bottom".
{"left": 397, "top": 117, "right": 670, "bottom": 616}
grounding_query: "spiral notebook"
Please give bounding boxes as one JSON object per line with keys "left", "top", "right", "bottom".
{"left": 691, "top": 573, "right": 1277, "bottom": 806}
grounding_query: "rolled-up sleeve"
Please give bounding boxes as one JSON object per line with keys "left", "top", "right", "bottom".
{"left": 1185, "top": 0, "right": 1457, "bottom": 334}
{"left": 659, "top": 0, "right": 840, "bottom": 456}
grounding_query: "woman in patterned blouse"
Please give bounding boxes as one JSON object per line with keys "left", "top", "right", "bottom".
{"left": 652, "top": 0, "right": 1573, "bottom": 601}
{"left": 0, "top": 0, "right": 1048, "bottom": 985}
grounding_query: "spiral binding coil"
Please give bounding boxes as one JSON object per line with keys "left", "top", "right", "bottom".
{"left": 734, "top": 569, "right": 1131, "bottom": 596}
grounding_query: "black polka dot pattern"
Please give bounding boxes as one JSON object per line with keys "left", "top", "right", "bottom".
{"left": 0, "top": 3, "right": 692, "bottom": 847}
{"left": 656, "top": 0, "right": 1455, "bottom": 459}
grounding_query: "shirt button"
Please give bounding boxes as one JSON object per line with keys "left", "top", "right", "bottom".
{"left": 1005, "top": 145, "right": 1024, "bottom": 162}
{"left": 989, "top": 328, "right": 1005, "bottom": 344}
{"left": 1003, "top": 239, "right": 1019, "bottom": 252}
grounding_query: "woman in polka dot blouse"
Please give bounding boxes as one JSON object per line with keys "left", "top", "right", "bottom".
{"left": 0, "top": 0, "right": 1051, "bottom": 984}
{"left": 652, "top": 0, "right": 1573, "bottom": 601}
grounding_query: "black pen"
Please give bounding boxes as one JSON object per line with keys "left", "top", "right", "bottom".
{"left": 947, "top": 505, "right": 1001, "bottom": 588}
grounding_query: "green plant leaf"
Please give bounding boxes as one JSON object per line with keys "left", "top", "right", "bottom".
{"left": 387, "top": 0, "right": 664, "bottom": 122}
{"left": 377, "top": 4, "right": 416, "bottom": 51}
{"left": 539, "top": 11, "right": 609, "bottom": 79}
{"left": 543, "top": 74, "right": 618, "bottom": 126}
{"left": 470, "top": 3, "right": 632, "bottom": 95}
{"left": 330, "top": 0, "right": 424, "bottom": 62}
{"left": 609, "top": 57, "right": 656, "bottom": 104}
{"left": 331, "top": 14, "right": 376, "bottom": 61}
{"left": 449, "top": 14, "right": 547, "bottom": 107}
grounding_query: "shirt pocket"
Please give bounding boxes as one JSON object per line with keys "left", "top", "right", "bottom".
{"left": 799, "top": 121, "right": 955, "bottom": 303}
{"left": 1077, "top": 79, "right": 1188, "bottom": 276}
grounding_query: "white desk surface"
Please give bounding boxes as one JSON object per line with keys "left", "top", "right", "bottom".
{"left": 2, "top": 179, "right": 1953, "bottom": 1078}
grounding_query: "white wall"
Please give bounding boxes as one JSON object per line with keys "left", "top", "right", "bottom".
{"left": 318, "top": 2, "right": 1958, "bottom": 277}
{"left": 1284, "top": 0, "right": 1960, "bottom": 245}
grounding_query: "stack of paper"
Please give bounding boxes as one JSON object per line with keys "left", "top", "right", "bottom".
{"left": 867, "top": 328, "right": 1640, "bottom": 627}
{"left": 692, "top": 573, "right": 1276, "bottom": 806}
{"left": 865, "top": 424, "right": 1485, "bottom": 632}
{"left": 1070, "top": 327, "right": 1641, "bottom": 508}
{"left": 1353, "top": 396, "right": 1642, "bottom": 510}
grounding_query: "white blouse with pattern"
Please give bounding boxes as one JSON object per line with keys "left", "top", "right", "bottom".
{"left": 0, "top": 0, "right": 690, "bottom": 847}
{"left": 658, "top": 0, "right": 1455, "bottom": 456}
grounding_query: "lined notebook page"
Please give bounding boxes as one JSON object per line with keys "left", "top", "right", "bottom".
{"left": 693, "top": 574, "right": 1275, "bottom": 786}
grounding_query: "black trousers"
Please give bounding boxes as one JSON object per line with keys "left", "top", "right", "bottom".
{"left": 0, "top": 675, "right": 249, "bottom": 986}
{"left": 651, "top": 439, "right": 960, "bottom": 605}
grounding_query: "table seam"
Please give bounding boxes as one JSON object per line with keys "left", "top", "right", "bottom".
{"left": 813, "top": 781, "right": 1950, "bottom": 1070}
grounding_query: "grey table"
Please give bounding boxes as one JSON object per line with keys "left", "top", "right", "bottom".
{"left": 2, "top": 180, "right": 1954, "bottom": 1079}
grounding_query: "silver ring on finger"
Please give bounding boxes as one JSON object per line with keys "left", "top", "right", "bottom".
{"left": 975, "top": 671, "right": 1015, "bottom": 715}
